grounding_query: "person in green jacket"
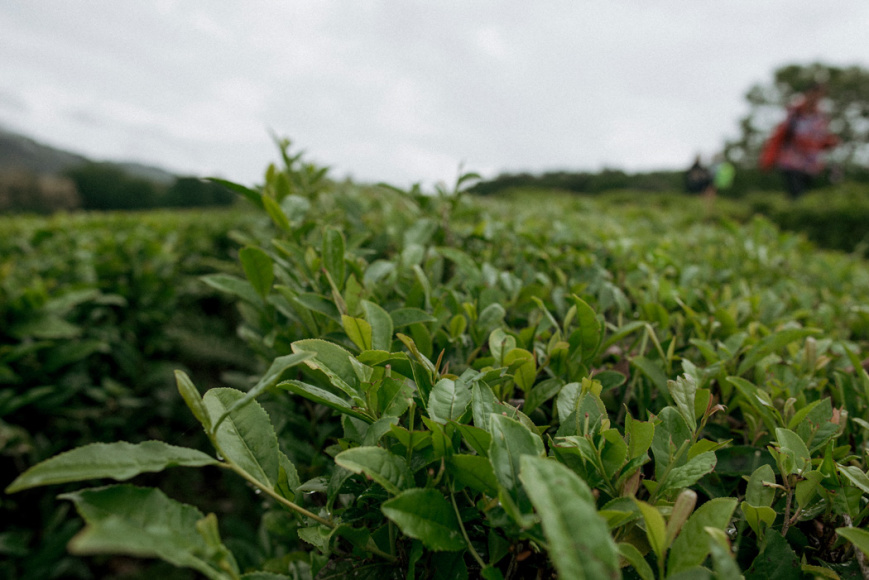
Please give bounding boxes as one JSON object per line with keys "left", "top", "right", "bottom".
{"left": 712, "top": 154, "right": 735, "bottom": 196}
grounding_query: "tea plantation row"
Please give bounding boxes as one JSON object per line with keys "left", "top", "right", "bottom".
{"left": 4, "top": 155, "right": 869, "bottom": 579}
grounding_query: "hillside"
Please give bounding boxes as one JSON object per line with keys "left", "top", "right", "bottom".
{"left": 0, "top": 126, "right": 175, "bottom": 184}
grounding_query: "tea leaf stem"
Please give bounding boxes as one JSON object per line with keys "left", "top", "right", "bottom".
{"left": 217, "top": 461, "right": 334, "bottom": 528}
{"left": 450, "top": 486, "right": 486, "bottom": 569}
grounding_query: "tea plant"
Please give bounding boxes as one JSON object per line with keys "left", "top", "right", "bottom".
{"left": 6, "top": 145, "right": 869, "bottom": 578}
{"left": 0, "top": 209, "right": 259, "bottom": 579}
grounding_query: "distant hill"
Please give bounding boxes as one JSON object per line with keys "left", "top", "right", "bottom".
{"left": 0, "top": 127, "right": 176, "bottom": 184}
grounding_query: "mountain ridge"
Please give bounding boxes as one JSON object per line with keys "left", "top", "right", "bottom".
{"left": 0, "top": 127, "right": 176, "bottom": 184}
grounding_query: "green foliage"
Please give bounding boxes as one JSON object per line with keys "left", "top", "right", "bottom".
{"left": 5, "top": 145, "right": 869, "bottom": 578}
{"left": 0, "top": 208, "right": 258, "bottom": 578}
{"left": 65, "top": 162, "right": 163, "bottom": 210}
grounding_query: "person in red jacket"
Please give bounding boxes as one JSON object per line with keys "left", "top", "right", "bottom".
{"left": 759, "top": 83, "right": 839, "bottom": 199}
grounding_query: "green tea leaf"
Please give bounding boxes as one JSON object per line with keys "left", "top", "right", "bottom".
{"left": 201, "top": 273, "right": 261, "bottom": 305}
{"left": 262, "top": 194, "right": 291, "bottom": 232}
{"left": 658, "top": 451, "right": 717, "bottom": 494}
{"left": 342, "top": 315, "right": 373, "bottom": 351}
{"left": 291, "top": 339, "right": 360, "bottom": 399}
{"left": 362, "top": 300, "right": 394, "bottom": 351}
{"left": 454, "top": 422, "right": 492, "bottom": 457}
{"left": 334, "top": 446, "right": 412, "bottom": 495}
{"left": 726, "top": 376, "right": 780, "bottom": 435}
{"left": 626, "top": 414, "right": 655, "bottom": 460}
{"left": 745, "top": 464, "right": 777, "bottom": 507}
{"left": 836, "top": 527, "right": 869, "bottom": 559}
{"left": 667, "top": 498, "right": 737, "bottom": 575}
{"left": 212, "top": 352, "right": 315, "bottom": 433}
{"left": 668, "top": 374, "right": 697, "bottom": 432}
{"left": 555, "top": 381, "right": 580, "bottom": 425}
{"left": 632, "top": 356, "right": 669, "bottom": 400}
{"left": 774, "top": 428, "right": 811, "bottom": 475}
{"left": 488, "top": 328, "right": 516, "bottom": 366}
{"left": 6, "top": 441, "right": 218, "bottom": 493}
{"left": 570, "top": 295, "right": 602, "bottom": 364}
{"left": 651, "top": 407, "right": 691, "bottom": 480}
{"left": 635, "top": 500, "right": 667, "bottom": 563}
{"left": 322, "top": 227, "right": 345, "bottom": 290}
{"left": 740, "top": 502, "right": 777, "bottom": 540}
{"left": 472, "top": 382, "right": 498, "bottom": 429}
{"left": 447, "top": 454, "right": 499, "bottom": 495}
{"left": 60, "top": 485, "right": 235, "bottom": 580}
{"left": 381, "top": 488, "right": 465, "bottom": 551}
{"left": 705, "top": 528, "right": 742, "bottom": 580}
{"left": 428, "top": 378, "right": 472, "bottom": 424}
{"left": 618, "top": 542, "right": 654, "bottom": 580}
{"left": 745, "top": 529, "right": 801, "bottom": 579}
{"left": 239, "top": 246, "right": 274, "bottom": 299}
{"left": 477, "top": 303, "right": 506, "bottom": 337}
{"left": 737, "top": 328, "right": 820, "bottom": 376}
{"left": 523, "top": 377, "right": 563, "bottom": 415}
{"left": 838, "top": 464, "right": 869, "bottom": 494}
{"left": 504, "top": 348, "right": 536, "bottom": 393}
{"left": 377, "top": 376, "right": 413, "bottom": 418}
{"left": 795, "top": 470, "right": 824, "bottom": 509}
{"left": 208, "top": 177, "right": 263, "bottom": 209}
{"left": 488, "top": 414, "right": 544, "bottom": 520}
{"left": 175, "top": 370, "right": 212, "bottom": 432}
{"left": 389, "top": 308, "right": 437, "bottom": 329}
{"left": 204, "top": 388, "right": 280, "bottom": 489}
{"left": 519, "top": 456, "right": 619, "bottom": 579}
{"left": 278, "top": 380, "right": 372, "bottom": 423}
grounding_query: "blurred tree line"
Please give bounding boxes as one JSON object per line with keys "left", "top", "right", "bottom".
{"left": 0, "top": 162, "right": 235, "bottom": 213}
{"left": 473, "top": 62, "right": 869, "bottom": 198}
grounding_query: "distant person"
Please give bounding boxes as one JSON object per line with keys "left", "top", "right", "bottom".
{"left": 711, "top": 154, "right": 735, "bottom": 196}
{"left": 759, "top": 83, "right": 838, "bottom": 199}
{"left": 685, "top": 155, "right": 713, "bottom": 195}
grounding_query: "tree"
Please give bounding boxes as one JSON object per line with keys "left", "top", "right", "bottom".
{"left": 162, "top": 177, "right": 235, "bottom": 208}
{"left": 65, "top": 162, "right": 162, "bottom": 210}
{"left": 726, "top": 62, "right": 869, "bottom": 175}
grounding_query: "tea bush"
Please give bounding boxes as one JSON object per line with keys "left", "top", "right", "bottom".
{"left": 0, "top": 209, "right": 260, "bottom": 579}
{"left": 6, "top": 147, "right": 869, "bottom": 579}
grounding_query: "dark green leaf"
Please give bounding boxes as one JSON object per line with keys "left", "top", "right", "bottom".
{"left": 745, "top": 529, "right": 802, "bottom": 580}
{"left": 836, "top": 527, "right": 869, "bottom": 559}
{"left": 658, "top": 451, "right": 717, "bottom": 494}
{"left": 204, "top": 388, "right": 280, "bottom": 489}
{"left": 737, "top": 328, "right": 820, "bottom": 376}
{"left": 428, "top": 378, "right": 472, "bottom": 424}
{"left": 362, "top": 300, "right": 394, "bottom": 351}
{"left": 570, "top": 295, "right": 602, "bottom": 363}
{"left": 261, "top": 194, "right": 291, "bottom": 232}
{"left": 520, "top": 456, "right": 619, "bottom": 579}
{"left": 278, "top": 380, "right": 372, "bottom": 423}
{"left": 381, "top": 488, "right": 465, "bottom": 551}
{"left": 6, "top": 441, "right": 218, "bottom": 493}
{"left": 239, "top": 246, "right": 274, "bottom": 299}
{"left": 212, "top": 352, "right": 315, "bottom": 433}
{"left": 448, "top": 454, "right": 499, "bottom": 495}
{"left": 208, "top": 177, "right": 263, "bottom": 208}
{"left": 291, "top": 339, "right": 360, "bottom": 399}
{"left": 334, "top": 447, "right": 412, "bottom": 495}
{"left": 201, "top": 274, "right": 261, "bottom": 305}
{"left": 488, "top": 414, "right": 544, "bottom": 520}
{"left": 60, "top": 485, "right": 235, "bottom": 580}
{"left": 667, "top": 498, "right": 737, "bottom": 575}
{"left": 322, "top": 228, "right": 346, "bottom": 289}
{"left": 175, "top": 370, "right": 212, "bottom": 432}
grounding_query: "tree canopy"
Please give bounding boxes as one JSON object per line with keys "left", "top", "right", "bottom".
{"left": 726, "top": 62, "right": 869, "bottom": 174}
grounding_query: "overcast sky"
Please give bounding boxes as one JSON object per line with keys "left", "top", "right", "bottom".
{"left": 1, "top": 2, "right": 867, "bottom": 188}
